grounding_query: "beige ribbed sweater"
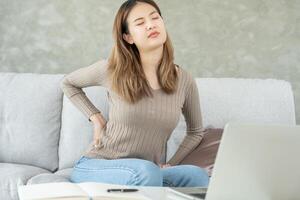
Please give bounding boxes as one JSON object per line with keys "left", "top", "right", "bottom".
{"left": 60, "top": 59, "right": 206, "bottom": 166}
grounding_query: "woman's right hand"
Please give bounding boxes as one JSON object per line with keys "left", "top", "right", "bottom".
{"left": 90, "top": 113, "right": 107, "bottom": 148}
{"left": 92, "top": 123, "right": 106, "bottom": 148}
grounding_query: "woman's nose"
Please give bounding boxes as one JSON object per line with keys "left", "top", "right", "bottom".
{"left": 146, "top": 20, "right": 155, "bottom": 30}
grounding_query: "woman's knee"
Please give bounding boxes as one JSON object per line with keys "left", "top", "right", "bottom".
{"left": 129, "top": 159, "right": 163, "bottom": 186}
{"left": 184, "top": 165, "right": 209, "bottom": 187}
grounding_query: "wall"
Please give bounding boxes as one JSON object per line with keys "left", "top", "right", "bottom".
{"left": 0, "top": 0, "right": 299, "bottom": 123}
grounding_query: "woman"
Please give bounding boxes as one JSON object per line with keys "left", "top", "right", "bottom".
{"left": 60, "top": 0, "right": 209, "bottom": 187}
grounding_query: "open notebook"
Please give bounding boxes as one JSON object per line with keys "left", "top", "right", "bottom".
{"left": 18, "top": 182, "right": 152, "bottom": 200}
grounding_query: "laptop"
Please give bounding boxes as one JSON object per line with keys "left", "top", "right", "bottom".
{"left": 169, "top": 122, "right": 300, "bottom": 200}
{"left": 206, "top": 122, "right": 300, "bottom": 200}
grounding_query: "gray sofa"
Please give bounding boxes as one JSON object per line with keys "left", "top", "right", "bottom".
{"left": 0, "top": 71, "right": 296, "bottom": 200}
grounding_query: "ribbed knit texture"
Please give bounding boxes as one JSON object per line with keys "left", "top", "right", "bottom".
{"left": 60, "top": 59, "right": 206, "bottom": 166}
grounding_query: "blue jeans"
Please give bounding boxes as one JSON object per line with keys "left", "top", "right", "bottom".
{"left": 70, "top": 156, "right": 209, "bottom": 187}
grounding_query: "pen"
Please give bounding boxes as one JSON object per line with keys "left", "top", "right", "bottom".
{"left": 107, "top": 188, "right": 139, "bottom": 192}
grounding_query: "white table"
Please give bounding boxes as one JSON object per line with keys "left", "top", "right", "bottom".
{"left": 134, "top": 186, "right": 204, "bottom": 200}
{"left": 18, "top": 182, "right": 203, "bottom": 200}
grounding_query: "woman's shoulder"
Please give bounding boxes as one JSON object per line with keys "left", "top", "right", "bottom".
{"left": 82, "top": 58, "right": 110, "bottom": 87}
{"left": 175, "top": 64, "right": 197, "bottom": 94}
{"left": 175, "top": 64, "right": 194, "bottom": 82}
{"left": 95, "top": 58, "right": 109, "bottom": 70}
{"left": 92, "top": 58, "right": 110, "bottom": 77}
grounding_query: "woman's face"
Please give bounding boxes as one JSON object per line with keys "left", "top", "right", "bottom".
{"left": 123, "top": 2, "right": 167, "bottom": 52}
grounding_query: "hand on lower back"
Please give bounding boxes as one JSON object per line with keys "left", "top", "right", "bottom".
{"left": 92, "top": 119, "right": 107, "bottom": 147}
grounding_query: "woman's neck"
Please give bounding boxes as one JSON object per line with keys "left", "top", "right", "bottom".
{"left": 139, "top": 45, "right": 163, "bottom": 74}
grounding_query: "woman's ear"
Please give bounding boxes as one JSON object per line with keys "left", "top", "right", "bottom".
{"left": 123, "top": 33, "right": 134, "bottom": 44}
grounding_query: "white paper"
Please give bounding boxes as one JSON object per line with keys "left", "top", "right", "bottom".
{"left": 18, "top": 182, "right": 88, "bottom": 200}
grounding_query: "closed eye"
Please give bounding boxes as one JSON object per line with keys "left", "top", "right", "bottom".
{"left": 136, "top": 17, "right": 159, "bottom": 26}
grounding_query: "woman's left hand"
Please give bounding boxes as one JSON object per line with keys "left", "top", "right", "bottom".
{"left": 159, "top": 163, "right": 171, "bottom": 168}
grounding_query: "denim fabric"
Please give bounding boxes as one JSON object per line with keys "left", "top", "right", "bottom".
{"left": 70, "top": 156, "right": 209, "bottom": 187}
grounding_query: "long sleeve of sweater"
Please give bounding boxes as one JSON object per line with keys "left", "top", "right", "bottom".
{"left": 60, "top": 60, "right": 108, "bottom": 122}
{"left": 166, "top": 77, "right": 206, "bottom": 166}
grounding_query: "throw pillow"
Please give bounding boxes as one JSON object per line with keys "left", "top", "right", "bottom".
{"left": 179, "top": 128, "right": 223, "bottom": 176}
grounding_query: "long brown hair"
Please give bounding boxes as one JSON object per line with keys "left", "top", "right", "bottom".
{"left": 107, "top": 0, "right": 178, "bottom": 104}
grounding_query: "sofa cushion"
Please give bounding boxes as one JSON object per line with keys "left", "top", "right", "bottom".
{"left": 0, "top": 163, "right": 50, "bottom": 200}
{"left": 196, "top": 78, "right": 296, "bottom": 128}
{"left": 27, "top": 173, "right": 70, "bottom": 185}
{"left": 179, "top": 128, "right": 223, "bottom": 176}
{"left": 54, "top": 168, "right": 73, "bottom": 180}
{"left": 0, "top": 73, "right": 64, "bottom": 172}
{"left": 58, "top": 86, "right": 109, "bottom": 170}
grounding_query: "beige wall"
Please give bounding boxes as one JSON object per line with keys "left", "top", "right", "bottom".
{"left": 1, "top": 0, "right": 299, "bottom": 124}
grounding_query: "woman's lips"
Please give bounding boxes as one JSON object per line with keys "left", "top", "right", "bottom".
{"left": 148, "top": 32, "right": 160, "bottom": 38}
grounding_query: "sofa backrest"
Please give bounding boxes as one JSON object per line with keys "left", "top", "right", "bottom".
{"left": 200, "top": 78, "right": 295, "bottom": 127}
{"left": 0, "top": 73, "right": 63, "bottom": 172}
